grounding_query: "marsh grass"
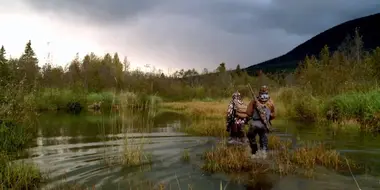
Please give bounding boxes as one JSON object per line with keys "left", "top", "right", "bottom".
{"left": 122, "top": 137, "right": 153, "bottom": 168}
{"left": 0, "top": 152, "right": 43, "bottom": 190}
{"left": 0, "top": 121, "right": 30, "bottom": 153}
{"left": 25, "top": 88, "right": 163, "bottom": 114}
{"left": 324, "top": 90, "right": 380, "bottom": 131}
{"left": 163, "top": 96, "right": 362, "bottom": 186}
{"left": 201, "top": 137, "right": 359, "bottom": 182}
{"left": 29, "top": 88, "right": 87, "bottom": 111}
{"left": 163, "top": 100, "right": 239, "bottom": 137}
{"left": 275, "top": 87, "right": 323, "bottom": 122}
{"left": 162, "top": 100, "right": 226, "bottom": 120}
{"left": 183, "top": 119, "right": 227, "bottom": 137}
{"left": 0, "top": 81, "right": 44, "bottom": 189}
{"left": 202, "top": 144, "right": 262, "bottom": 173}
{"left": 181, "top": 149, "right": 190, "bottom": 162}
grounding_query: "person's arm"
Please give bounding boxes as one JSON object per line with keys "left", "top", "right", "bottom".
{"left": 268, "top": 99, "right": 276, "bottom": 120}
{"left": 226, "top": 101, "right": 234, "bottom": 126}
{"left": 246, "top": 100, "right": 256, "bottom": 117}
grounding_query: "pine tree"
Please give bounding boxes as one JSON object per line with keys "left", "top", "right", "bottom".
{"left": 112, "top": 53, "right": 124, "bottom": 90}
{"left": 235, "top": 64, "right": 242, "bottom": 76}
{"left": 19, "top": 40, "right": 39, "bottom": 85}
{"left": 0, "top": 45, "right": 9, "bottom": 86}
{"left": 0, "top": 45, "right": 7, "bottom": 63}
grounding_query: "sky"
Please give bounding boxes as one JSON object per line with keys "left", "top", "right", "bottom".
{"left": 0, "top": 0, "right": 379, "bottom": 74}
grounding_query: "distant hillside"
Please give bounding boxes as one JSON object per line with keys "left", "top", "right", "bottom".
{"left": 244, "top": 13, "right": 380, "bottom": 75}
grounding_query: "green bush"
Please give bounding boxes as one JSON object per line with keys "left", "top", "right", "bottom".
{"left": 30, "top": 88, "right": 86, "bottom": 111}
{"left": 325, "top": 90, "right": 380, "bottom": 123}
{"left": 87, "top": 91, "right": 117, "bottom": 111}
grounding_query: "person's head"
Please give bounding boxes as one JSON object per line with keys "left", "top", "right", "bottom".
{"left": 258, "top": 85, "right": 270, "bottom": 102}
{"left": 232, "top": 91, "right": 242, "bottom": 101}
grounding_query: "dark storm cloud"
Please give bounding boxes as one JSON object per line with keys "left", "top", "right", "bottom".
{"left": 26, "top": 0, "right": 380, "bottom": 36}
{"left": 25, "top": 0, "right": 165, "bottom": 24}
{"left": 22, "top": 0, "right": 380, "bottom": 69}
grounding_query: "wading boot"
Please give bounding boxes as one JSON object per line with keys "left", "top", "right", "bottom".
{"left": 249, "top": 141, "right": 259, "bottom": 159}
{"left": 260, "top": 144, "right": 268, "bottom": 159}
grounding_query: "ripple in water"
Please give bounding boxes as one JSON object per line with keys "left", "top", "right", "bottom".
{"left": 17, "top": 112, "right": 380, "bottom": 190}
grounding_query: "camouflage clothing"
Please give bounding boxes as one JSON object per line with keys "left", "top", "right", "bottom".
{"left": 226, "top": 92, "right": 247, "bottom": 140}
{"left": 246, "top": 86, "right": 275, "bottom": 155}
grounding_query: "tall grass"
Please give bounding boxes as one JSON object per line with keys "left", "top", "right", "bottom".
{"left": 24, "top": 88, "right": 163, "bottom": 113}
{"left": 0, "top": 80, "right": 43, "bottom": 189}
{"left": 27, "top": 88, "right": 86, "bottom": 111}
{"left": 202, "top": 139, "right": 359, "bottom": 182}
{"left": 0, "top": 153, "right": 42, "bottom": 189}
{"left": 122, "top": 137, "right": 153, "bottom": 167}
{"left": 324, "top": 90, "right": 380, "bottom": 130}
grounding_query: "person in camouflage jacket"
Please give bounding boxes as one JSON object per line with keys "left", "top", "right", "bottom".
{"left": 226, "top": 91, "right": 248, "bottom": 144}
{"left": 246, "top": 85, "right": 275, "bottom": 158}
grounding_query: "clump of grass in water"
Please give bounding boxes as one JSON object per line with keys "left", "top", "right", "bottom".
{"left": 181, "top": 149, "right": 190, "bottom": 162}
{"left": 278, "top": 143, "right": 359, "bottom": 175}
{"left": 201, "top": 136, "right": 289, "bottom": 174}
{"left": 122, "top": 137, "right": 152, "bottom": 167}
{"left": 201, "top": 137, "right": 359, "bottom": 181}
{"left": 202, "top": 142, "right": 268, "bottom": 174}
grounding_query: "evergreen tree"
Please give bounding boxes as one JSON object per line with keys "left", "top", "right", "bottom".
{"left": 112, "top": 53, "right": 123, "bottom": 90}
{"left": 0, "top": 45, "right": 9, "bottom": 86}
{"left": 235, "top": 64, "right": 242, "bottom": 76}
{"left": 67, "top": 53, "right": 82, "bottom": 88}
{"left": 18, "top": 40, "right": 40, "bottom": 85}
{"left": 0, "top": 45, "right": 7, "bottom": 63}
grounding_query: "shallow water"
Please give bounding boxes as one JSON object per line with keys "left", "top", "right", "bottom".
{"left": 18, "top": 111, "right": 380, "bottom": 190}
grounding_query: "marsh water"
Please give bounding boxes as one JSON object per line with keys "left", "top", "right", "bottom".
{"left": 18, "top": 110, "right": 380, "bottom": 190}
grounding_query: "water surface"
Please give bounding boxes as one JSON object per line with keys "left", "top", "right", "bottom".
{"left": 20, "top": 111, "right": 380, "bottom": 190}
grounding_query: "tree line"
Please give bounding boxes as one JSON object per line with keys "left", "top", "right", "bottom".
{"left": 0, "top": 41, "right": 270, "bottom": 101}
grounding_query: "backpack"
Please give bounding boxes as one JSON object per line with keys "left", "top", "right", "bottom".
{"left": 233, "top": 100, "right": 248, "bottom": 118}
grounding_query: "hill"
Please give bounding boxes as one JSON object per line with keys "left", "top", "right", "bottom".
{"left": 243, "top": 13, "right": 380, "bottom": 75}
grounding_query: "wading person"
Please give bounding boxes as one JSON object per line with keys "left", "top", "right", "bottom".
{"left": 226, "top": 91, "right": 248, "bottom": 144}
{"left": 246, "top": 85, "right": 275, "bottom": 158}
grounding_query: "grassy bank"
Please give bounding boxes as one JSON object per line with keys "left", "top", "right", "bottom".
{"left": 26, "top": 88, "right": 162, "bottom": 113}
{"left": 324, "top": 90, "right": 380, "bottom": 129}
{"left": 161, "top": 97, "right": 288, "bottom": 137}
{"left": 275, "top": 87, "right": 380, "bottom": 131}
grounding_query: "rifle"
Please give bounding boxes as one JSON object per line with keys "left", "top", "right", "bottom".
{"left": 247, "top": 84, "right": 272, "bottom": 133}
